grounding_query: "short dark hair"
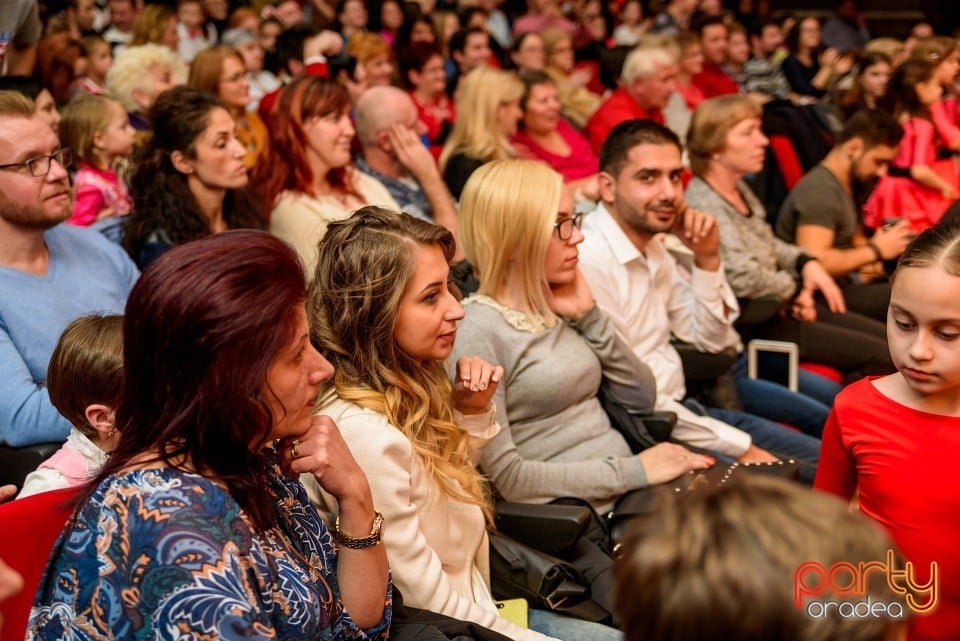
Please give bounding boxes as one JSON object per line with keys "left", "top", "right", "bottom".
{"left": 274, "top": 23, "right": 320, "bottom": 67}
{"left": 838, "top": 109, "right": 904, "bottom": 149}
{"left": 449, "top": 26, "right": 487, "bottom": 56}
{"left": 599, "top": 119, "right": 682, "bottom": 176}
{"left": 691, "top": 14, "right": 727, "bottom": 38}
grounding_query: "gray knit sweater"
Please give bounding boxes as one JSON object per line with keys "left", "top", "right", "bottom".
{"left": 451, "top": 297, "right": 657, "bottom": 509}
{"left": 685, "top": 176, "right": 805, "bottom": 301}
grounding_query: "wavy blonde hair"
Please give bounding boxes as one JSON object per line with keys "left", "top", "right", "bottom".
{"left": 439, "top": 66, "right": 523, "bottom": 173}
{"left": 458, "top": 159, "right": 562, "bottom": 323}
{"left": 309, "top": 206, "right": 492, "bottom": 521}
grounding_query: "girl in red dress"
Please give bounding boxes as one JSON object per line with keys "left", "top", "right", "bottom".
{"left": 864, "top": 59, "right": 958, "bottom": 233}
{"left": 815, "top": 218, "right": 960, "bottom": 641}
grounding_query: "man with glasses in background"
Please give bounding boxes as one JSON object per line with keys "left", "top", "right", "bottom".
{"left": 0, "top": 91, "right": 138, "bottom": 450}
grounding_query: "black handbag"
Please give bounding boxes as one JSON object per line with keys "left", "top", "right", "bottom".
{"left": 487, "top": 531, "right": 611, "bottom": 624}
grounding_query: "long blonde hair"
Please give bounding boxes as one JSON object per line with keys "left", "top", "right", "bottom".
{"left": 439, "top": 67, "right": 523, "bottom": 172}
{"left": 309, "top": 206, "right": 492, "bottom": 520}
{"left": 458, "top": 159, "right": 562, "bottom": 323}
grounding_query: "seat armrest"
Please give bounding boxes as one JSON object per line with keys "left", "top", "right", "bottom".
{"left": 641, "top": 411, "right": 678, "bottom": 444}
{"left": 495, "top": 501, "right": 591, "bottom": 558}
{"left": 0, "top": 442, "right": 61, "bottom": 489}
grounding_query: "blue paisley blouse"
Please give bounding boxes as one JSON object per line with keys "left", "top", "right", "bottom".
{"left": 26, "top": 463, "right": 392, "bottom": 640}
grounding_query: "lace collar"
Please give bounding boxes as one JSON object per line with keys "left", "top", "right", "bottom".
{"left": 464, "top": 294, "right": 559, "bottom": 333}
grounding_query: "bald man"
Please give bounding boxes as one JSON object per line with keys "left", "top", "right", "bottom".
{"left": 354, "top": 86, "right": 461, "bottom": 257}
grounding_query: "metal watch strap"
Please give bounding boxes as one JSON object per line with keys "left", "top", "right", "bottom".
{"left": 334, "top": 512, "right": 383, "bottom": 549}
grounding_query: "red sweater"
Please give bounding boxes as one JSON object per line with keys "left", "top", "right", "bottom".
{"left": 815, "top": 378, "right": 960, "bottom": 641}
{"left": 584, "top": 87, "right": 663, "bottom": 154}
{"left": 692, "top": 61, "right": 739, "bottom": 99}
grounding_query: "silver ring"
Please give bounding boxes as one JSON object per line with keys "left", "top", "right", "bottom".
{"left": 291, "top": 439, "right": 301, "bottom": 458}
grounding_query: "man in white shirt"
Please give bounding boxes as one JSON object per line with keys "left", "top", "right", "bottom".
{"left": 579, "top": 119, "right": 821, "bottom": 480}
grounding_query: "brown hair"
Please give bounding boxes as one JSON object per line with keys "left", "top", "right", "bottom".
{"left": 0, "top": 90, "right": 36, "bottom": 117}
{"left": 895, "top": 216, "right": 960, "bottom": 279}
{"left": 130, "top": 4, "right": 175, "bottom": 46}
{"left": 48, "top": 314, "right": 124, "bottom": 439}
{"left": 687, "top": 94, "right": 762, "bottom": 176}
{"left": 616, "top": 475, "right": 907, "bottom": 641}
{"left": 188, "top": 45, "right": 244, "bottom": 98}
{"left": 59, "top": 94, "right": 119, "bottom": 168}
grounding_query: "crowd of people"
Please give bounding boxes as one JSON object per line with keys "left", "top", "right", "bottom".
{"left": 1, "top": 0, "right": 959, "bottom": 640}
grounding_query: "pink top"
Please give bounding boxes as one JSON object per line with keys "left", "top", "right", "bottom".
{"left": 68, "top": 164, "right": 133, "bottom": 227}
{"left": 512, "top": 118, "right": 598, "bottom": 181}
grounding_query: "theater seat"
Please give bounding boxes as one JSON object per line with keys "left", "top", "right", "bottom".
{"left": 0, "top": 443, "right": 61, "bottom": 490}
{"left": 0, "top": 487, "right": 78, "bottom": 641}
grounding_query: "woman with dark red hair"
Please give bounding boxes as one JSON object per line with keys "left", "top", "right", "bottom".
{"left": 27, "top": 230, "right": 391, "bottom": 640}
{"left": 253, "top": 76, "right": 398, "bottom": 276}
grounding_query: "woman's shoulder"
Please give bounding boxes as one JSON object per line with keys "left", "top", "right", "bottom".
{"left": 320, "top": 396, "right": 411, "bottom": 447}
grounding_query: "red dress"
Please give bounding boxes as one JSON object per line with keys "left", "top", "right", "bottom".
{"left": 815, "top": 378, "right": 960, "bottom": 641}
{"left": 863, "top": 117, "right": 956, "bottom": 233}
{"left": 511, "top": 118, "right": 598, "bottom": 181}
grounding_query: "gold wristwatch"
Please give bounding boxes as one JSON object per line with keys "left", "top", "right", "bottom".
{"left": 334, "top": 512, "right": 384, "bottom": 549}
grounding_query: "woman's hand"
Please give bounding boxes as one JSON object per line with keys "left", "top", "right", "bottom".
{"left": 545, "top": 268, "right": 595, "bottom": 322}
{"left": 637, "top": 443, "right": 714, "bottom": 485}
{"left": 800, "top": 259, "right": 846, "bottom": 314}
{"left": 790, "top": 287, "right": 818, "bottom": 323}
{"left": 451, "top": 356, "right": 504, "bottom": 415}
{"left": 736, "top": 444, "right": 779, "bottom": 463}
{"left": 282, "top": 415, "right": 373, "bottom": 505}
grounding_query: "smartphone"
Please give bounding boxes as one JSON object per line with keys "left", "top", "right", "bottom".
{"left": 495, "top": 598, "right": 529, "bottom": 628}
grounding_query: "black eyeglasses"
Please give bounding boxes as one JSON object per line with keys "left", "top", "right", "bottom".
{"left": 0, "top": 148, "right": 73, "bottom": 177}
{"left": 554, "top": 212, "right": 583, "bottom": 241}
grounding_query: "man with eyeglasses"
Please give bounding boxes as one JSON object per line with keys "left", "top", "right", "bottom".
{"left": 0, "top": 91, "right": 138, "bottom": 449}
{"left": 578, "top": 119, "right": 822, "bottom": 482}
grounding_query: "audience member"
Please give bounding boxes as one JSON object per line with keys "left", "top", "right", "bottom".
{"left": 722, "top": 21, "right": 750, "bottom": 89}
{"left": 106, "top": 43, "right": 183, "bottom": 138}
{"left": 685, "top": 95, "right": 893, "bottom": 381}
{"left": 346, "top": 32, "right": 396, "bottom": 90}
{"left": 0, "top": 76, "right": 61, "bottom": 133}
{"left": 581, "top": 120, "right": 825, "bottom": 466}
{"left": 585, "top": 45, "right": 676, "bottom": 154}
{"left": 25, "top": 230, "right": 391, "bottom": 640}
{"left": 453, "top": 159, "right": 712, "bottom": 511}
{"left": 18, "top": 314, "right": 123, "bottom": 498}
{"left": 446, "top": 27, "right": 493, "bottom": 96}
{"left": 742, "top": 19, "right": 792, "bottom": 101}
{"left": 782, "top": 17, "right": 854, "bottom": 99}
{"left": 512, "top": 0, "right": 574, "bottom": 41}
{"left": 102, "top": 0, "right": 138, "bottom": 53}
{"left": 777, "top": 109, "right": 908, "bottom": 322}
{"left": 691, "top": 15, "right": 740, "bottom": 99}
{"left": 821, "top": 0, "right": 871, "bottom": 54}
{"left": 512, "top": 70, "right": 599, "bottom": 198}
{"left": 648, "top": 0, "right": 696, "bottom": 37}
{"left": 222, "top": 27, "right": 280, "bottom": 114}
{"left": 836, "top": 51, "right": 892, "bottom": 119}
{"left": 124, "top": 86, "right": 262, "bottom": 268}
{"left": 618, "top": 475, "right": 906, "bottom": 641}
{"left": 864, "top": 60, "right": 960, "bottom": 235}
{"left": 541, "top": 26, "right": 601, "bottom": 129}
{"left": 353, "top": 85, "right": 460, "bottom": 249}
{"left": 439, "top": 66, "right": 523, "bottom": 199}
{"left": 612, "top": 0, "right": 647, "bottom": 47}
{"left": 129, "top": 4, "right": 179, "bottom": 51}
{"left": 816, "top": 218, "right": 960, "bottom": 641}
{"left": 256, "top": 76, "right": 398, "bottom": 276}
{"left": 0, "top": 91, "right": 137, "bottom": 448}
{"left": 510, "top": 31, "right": 546, "bottom": 74}
{"left": 335, "top": 0, "right": 368, "bottom": 43}
{"left": 75, "top": 35, "right": 112, "bottom": 95}
{"left": 0, "top": 0, "right": 41, "bottom": 76}
{"left": 664, "top": 32, "right": 704, "bottom": 142}
{"left": 65, "top": 0, "right": 100, "bottom": 38}
{"left": 399, "top": 42, "right": 454, "bottom": 148}
{"left": 176, "top": 0, "right": 215, "bottom": 62}
{"left": 307, "top": 207, "right": 617, "bottom": 641}
{"left": 59, "top": 94, "right": 136, "bottom": 227}
{"left": 189, "top": 45, "right": 268, "bottom": 170}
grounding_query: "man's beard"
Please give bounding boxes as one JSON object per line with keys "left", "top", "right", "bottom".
{"left": 0, "top": 189, "right": 72, "bottom": 231}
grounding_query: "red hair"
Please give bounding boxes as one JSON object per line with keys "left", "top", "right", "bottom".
{"left": 253, "top": 76, "right": 360, "bottom": 219}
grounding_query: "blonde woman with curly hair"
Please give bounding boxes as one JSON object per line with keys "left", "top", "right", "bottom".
{"left": 439, "top": 66, "right": 523, "bottom": 198}
{"left": 305, "top": 206, "right": 618, "bottom": 641}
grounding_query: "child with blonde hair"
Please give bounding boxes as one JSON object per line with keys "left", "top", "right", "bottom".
{"left": 18, "top": 314, "right": 123, "bottom": 498}
{"left": 59, "top": 94, "right": 136, "bottom": 226}
{"left": 76, "top": 35, "right": 112, "bottom": 95}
